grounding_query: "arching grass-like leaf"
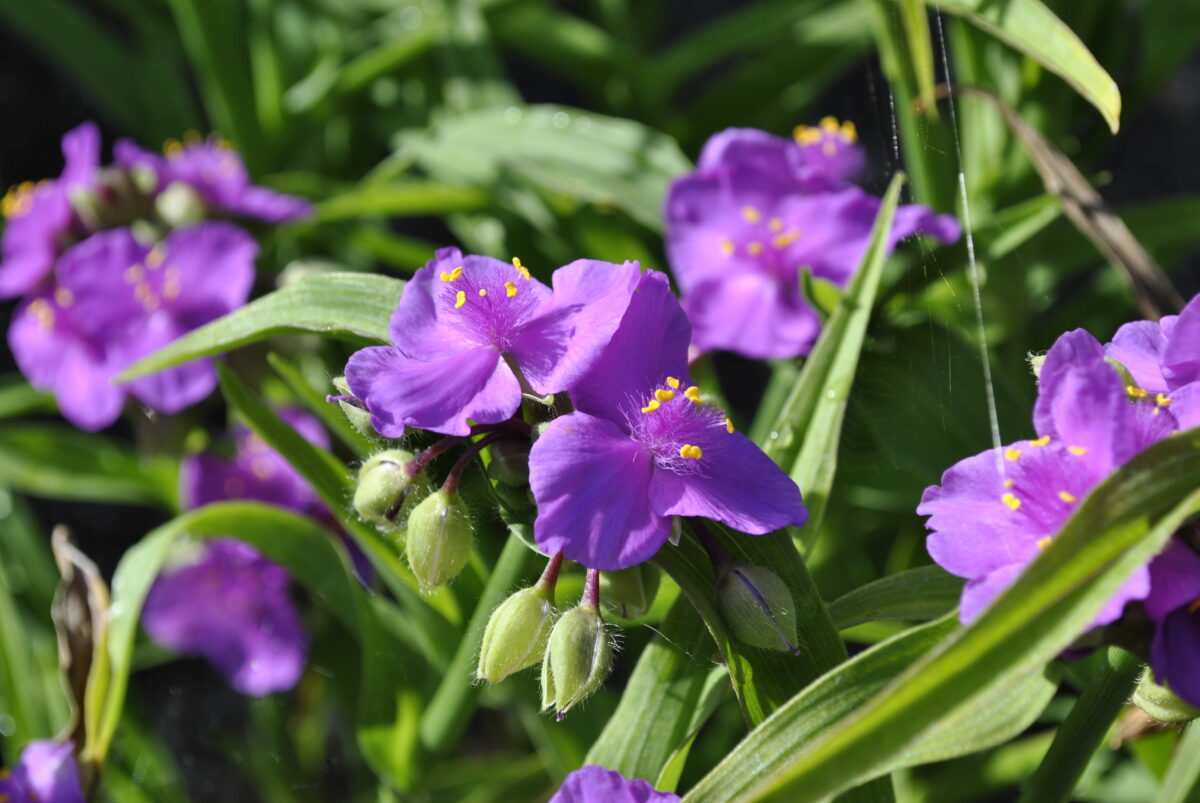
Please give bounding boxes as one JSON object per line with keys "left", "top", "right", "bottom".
{"left": 828, "top": 566, "right": 963, "bottom": 630}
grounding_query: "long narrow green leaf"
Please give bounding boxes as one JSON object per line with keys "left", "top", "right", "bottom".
{"left": 828, "top": 566, "right": 963, "bottom": 630}
{"left": 315, "top": 183, "right": 490, "bottom": 221}
{"left": 119, "top": 272, "right": 404, "bottom": 380}
{"left": 687, "top": 427, "right": 1200, "bottom": 801}
{"left": 0, "top": 377, "right": 55, "bottom": 420}
{"left": 265, "top": 352, "right": 373, "bottom": 458}
{"left": 1157, "top": 722, "right": 1200, "bottom": 803}
{"left": 935, "top": 0, "right": 1122, "bottom": 132}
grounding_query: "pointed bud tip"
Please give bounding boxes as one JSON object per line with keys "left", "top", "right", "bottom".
{"left": 716, "top": 564, "right": 800, "bottom": 654}
{"left": 353, "top": 449, "right": 425, "bottom": 532}
{"left": 477, "top": 586, "right": 556, "bottom": 684}
{"left": 406, "top": 489, "right": 472, "bottom": 588}
{"left": 541, "top": 604, "right": 614, "bottom": 716}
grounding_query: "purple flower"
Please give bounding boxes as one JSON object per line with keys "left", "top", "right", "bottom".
{"left": 7, "top": 221, "right": 256, "bottom": 430}
{"left": 1145, "top": 541, "right": 1200, "bottom": 707}
{"left": 664, "top": 124, "right": 960, "bottom": 359}
{"left": 0, "top": 740, "right": 84, "bottom": 803}
{"left": 919, "top": 329, "right": 1178, "bottom": 624}
{"left": 116, "top": 136, "right": 311, "bottom": 223}
{"left": 142, "top": 539, "right": 308, "bottom": 696}
{"left": 1106, "top": 293, "right": 1200, "bottom": 430}
{"left": 345, "top": 247, "right": 640, "bottom": 437}
{"left": 0, "top": 122, "right": 100, "bottom": 298}
{"left": 550, "top": 766, "right": 679, "bottom": 803}
{"left": 530, "top": 270, "right": 806, "bottom": 570}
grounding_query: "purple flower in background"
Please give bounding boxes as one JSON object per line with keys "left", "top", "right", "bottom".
{"left": 345, "top": 247, "right": 640, "bottom": 437}
{"left": 143, "top": 540, "right": 308, "bottom": 696}
{"left": 1145, "top": 541, "right": 1200, "bottom": 707}
{"left": 919, "top": 329, "right": 1177, "bottom": 624}
{"left": 8, "top": 221, "right": 256, "bottom": 430}
{"left": 1106, "top": 293, "right": 1200, "bottom": 430}
{"left": 530, "top": 270, "right": 806, "bottom": 570}
{"left": 665, "top": 123, "right": 960, "bottom": 359}
{"left": 0, "top": 740, "right": 84, "bottom": 803}
{"left": 0, "top": 122, "right": 100, "bottom": 298}
{"left": 550, "top": 765, "right": 679, "bottom": 803}
{"left": 116, "top": 136, "right": 311, "bottom": 223}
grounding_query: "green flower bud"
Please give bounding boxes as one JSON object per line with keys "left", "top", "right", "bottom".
{"left": 68, "top": 187, "right": 104, "bottom": 232}
{"left": 406, "top": 490, "right": 472, "bottom": 587}
{"left": 130, "top": 164, "right": 159, "bottom": 195}
{"left": 600, "top": 565, "right": 661, "bottom": 620}
{"left": 353, "top": 450, "right": 426, "bottom": 533}
{"left": 486, "top": 439, "right": 531, "bottom": 486}
{"left": 476, "top": 586, "right": 555, "bottom": 684}
{"left": 716, "top": 564, "right": 800, "bottom": 654}
{"left": 1132, "top": 668, "right": 1200, "bottom": 723}
{"left": 333, "top": 376, "right": 376, "bottom": 439}
{"left": 155, "top": 180, "right": 206, "bottom": 227}
{"left": 541, "top": 604, "right": 614, "bottom": 716}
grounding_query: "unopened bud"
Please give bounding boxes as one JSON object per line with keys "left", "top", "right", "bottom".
{"left": 1133, "top": 668, "right": 1200, "bottom": 723}
{"left": 477, "top": 586, "right": 555, "bottom": 684}
{"left": 487, "top": 439, "right": 531, "bottom": 486}
{"left": 353, "top": 450, "right": 426, "bottom": 533}
{"left": 405, "top": 490, "right": 472, "bottom": 587}
{"left": 600, "top": 565, "right": 661, "bottom": 620}
{"left": 541, "top": 604, "right": 613, "bottom": 715}
{"left": 155, "top": 181, "right": 206, "bottom": 226}
{"left": 130, "top": 164, "right": 160, "bottom": 195}
{"left": 68, "top": 187, "right": 104, "bottom": 232}
{"left": 333, "top": 376, "right": 376, "bottom": 439}
{"left": 716, "top": 564, "right": 799, "bottom": 654}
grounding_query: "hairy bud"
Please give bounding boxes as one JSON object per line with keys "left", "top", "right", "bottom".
{"left": 541, "top": 604, "right": 613, "bottom": 716}
{"left": 1132, "top": 668, "right": 1200, "bottom": 723}
{"left": 600, "top": 565, "right": 661, "bottom": 620}
{"left": 477, "top": 586, "right": 555, "bottom": 684}
{"left": 716, "top": 564, "right": 800, "bottom": 654}
{"left": 353, "top": 450, "right": 426, "bottom": 533}
{"left": 405, "top": 490, "right": 472, "bottom": 587}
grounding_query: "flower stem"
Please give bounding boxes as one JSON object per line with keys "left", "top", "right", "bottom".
{"left": 536, "top": 551, "right": 565, "bottom": 594}
{"left": 583, "top": 568, "right": 601, "bottom": 611}
{"left": 441, "top": 431, "right": 513, "bottom": 495}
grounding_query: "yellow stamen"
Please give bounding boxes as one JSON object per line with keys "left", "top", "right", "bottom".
{"left": 28, "top": 299, "right": 54, "bottom": 330}
{"left": 1002, "top": 492, "right": 1021, "bottom": 511}
{"left": 720, "top": 239, "right": 735, "bottom": 257}
{"left": 504, "top": 281, "right": 518, "bottom": 298}
{"left": 440, "top": 265, "right": 464, "bottom": 282}
{"left": 840, "top": 120, "right": 858, "bottom": 143}
{"left": 183, "top": 129, "right": 203, "bottom": 145}
{"left": 1058, "top": 490, "right": 1077, "bottom": 503}
{"left": 655, "top": 389, "right": 675, "bottom": 403}
{"left": 1068, "top": 446, "right": 1088, "bottom": 456}
{"left": 793, "top": 125, "right": 822, "bottom": 145}
{"left": 1037, "top": 536, "right": 1052, "bottom": 550}
{"left": 742, "top": 206, "right": 760, "bottom": 223}
{"left": 1030, "top": 435, "right": 1051, "bottom": 447}
{"left": 684, "top": 386, "right": 702, "bottom": 404}
{"left": 163, "top": 279, "right": 181, "bottom": 300}
{"left": 164, "top": 138, "right": 183, "bottom": 157}
{"left": 746, "top": 241, "right": 763, "bottom": 256}
{"left": 820, "top": 115, "right": 840, "bottom": 132}
{"left": 478, "top": 288, "right": 487, "bottom": 297}
{"left": 769, "top": 217, "right": 783, "bottom": 232}
{"left": 54, "top": 287, "right": 74, "bottom": 307}
{"left": 1126, "top": 385, "right": 1148, "bottom": 399}
{"left": 1157, "top": 393, "right": 1172, "bottom": 407}
{"left": 666, "top": 377, "right": 680, "bottom": 389}
{"left": 725, "top": 417, "right": 735, "bottom": 434}
{"left": 641, "top": 400, "right": 660, "bottom": 413}
{"left": 124, "top": 265, "right": 145, "bottom": 284}
{"left": 146, "top": 244, "right": 167, "bottom": 268}
{"left": 454, "top": 290, "right": 466, "bottom": 309}
{"left": 679, "top": 444, "right": 703, "bottom": 460}
{"left": 772, "top": 232, "right": 798, "bottom": 249}
{"left": 1004, "top": 479, "right": 1014, "bottom": 488}
{"left": 1005, "top": 447, "right": 1021, "bottom": 461}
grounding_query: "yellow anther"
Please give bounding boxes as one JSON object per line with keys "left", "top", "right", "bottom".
{"left": 454, "top": 290, "right": 466, "bottom": 309}
{"left": 1058, "top": 490, "right": 1077, "bottom": 503}
{"left": 769, "top": 217, "right": 784, "bottom": 232}
{"left": 720, "top": 239, "right": 735, "bottom": 257}
{"left": 1068, "top": 446, "right": 1088, "bottom": 456}
{"left": 655, "top": 389, "right": 675, "bottom": 403}
{"left": 1005, "top": 448, "right": 1021, "bottom": 461}
{"left": 666, "top": 377, "right": 681, "bottom": 389}
{"left": 504, "top": 281, "right": 518, "bottom": 298}
{"left": 747, "top": 241, "right": 763, "bottom": 256}
{"left": 164, "top": 138, "right": 183, "bottom": 157}
{"left": 124, "top": 265, "right": 145, "bottom": 284}
{"left": 793, "top": 125, "right": 822, "bottom": 145}
{"left": 840, "top": 120, "right": 858, "bottom": 143}
{"left": 1004, "top": 479, "right": 1014, "bottom": 488}
{"left": 478, "top": 288, "right": 488, "bottom": 297}
{"left": 640, "top": 400, "right": 660, "bottom": 413}
{"left": 1037, "top": 536, "right": 1052, "bottom": 550}
{"left": 1157, "top": 393, "right": 1172, "bottom": 407}
{"left": 183, "top": 129, "right": 203, "bottom": 145}
{"left": 1126, "top": 385, "right": 1149, "bottom": 399}
{"left": 772, "top": 232, "right": 798, "bottom": 249}
{"left": 679, "top": 444, "right": 703, "bottom": 460}
{"left": 440, "top": 265, "right": 463, "bottom": 282}
{"left": 53, "top": 287, "right": 74, "bottom": 307}
{"left": 163, "top": 278, "right": 182, "bottom": 300}
{"left": 820, "top": 116, "right": 840, "bottom": 132}
{"left": 28, "top": 299, "right": 54, "bottom": 330}
{"left": 684, "top": 386, "right": 702, "bottom": 403}
{"left": 1001, "top": 492, "right": 1022, "bottom": 511}
{"left": 146, "top": 245, "right": 167, "bottom": 268}
{"left": 725, "top": 417, "right": 735, "bottom": 434}
{"left": 1030, "top": 435, "right": 1051, "bottom": 447}
{"left": 511, "top": 257, "right": 532, "bottom": 281}
{"left": 742, "top": 206, "right": 761, "bottom": 223}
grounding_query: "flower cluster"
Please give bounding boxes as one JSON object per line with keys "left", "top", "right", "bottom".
{"left": 2, "top": 124, "right": 309, "bottom": 430}
{"left": 0, "top": 740, "right": 84, "bottom": 803}
{"left": 921, "top": 294, "right": 1200, "bottom": 704}
{"left": 664, "top": 119, "right": 961, "bottom": 359}
{"left": 550, "top": 765, "right": 679, "bottom": 803}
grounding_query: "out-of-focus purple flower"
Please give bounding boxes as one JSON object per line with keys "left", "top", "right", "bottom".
{"left": 345, "top": 247, "right": 640, "bottom": 437}
{"left": 0, "top": 122, "right": 100, "bottom": 298}
{"left": 664, "top": 123, "right": 960, "bottom": 359}
{"left": 530, "top": 270, "right": 806, "bottom": 570}
{"left": 1106, "top": 293, "right": 1200, "bottom": 430}
{"left": 1145, "top": 541, "right": 1200, "bottom": 708}
{"left": 0, "top": 740, "right": 84, "bottom": 803}
{"left": 143, "top": 539, "right": 308, "bottom": 696}
{"left": 919, "top": 330, "right": 1177, "bottom": 624}
{"left": 550, "top": 765, "right": 679, "bottom": 803}
{"left": 116, "top": 136, "right": 311, "bottom": 223}
{"left": 7, "top": 221, "right": 256, "bottom": 430}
